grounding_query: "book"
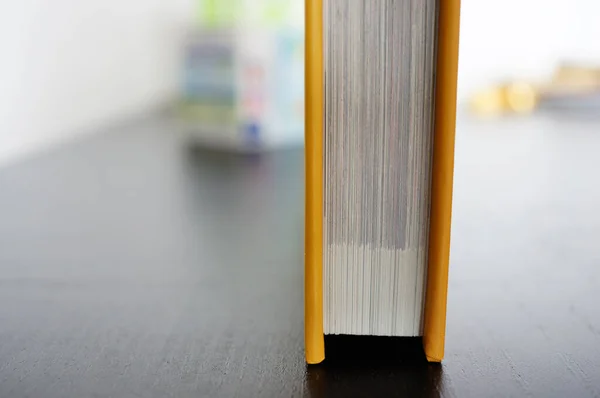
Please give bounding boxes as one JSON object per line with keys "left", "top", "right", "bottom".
{"left": 305, "top": 0, "right": 461, "bottom": 364}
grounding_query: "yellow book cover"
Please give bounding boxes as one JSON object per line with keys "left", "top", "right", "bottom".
{"left": 305, "top": 0, "right": 461, "bottom": 365}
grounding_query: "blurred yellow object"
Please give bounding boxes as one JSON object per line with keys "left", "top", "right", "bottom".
{"left": 553, "top": 64, "right": 600, "bottom": 85}
{"left": 506, "top": 82, "right": 537, "bottom": 114}
{"left": 470, "top": 82, "right": 537, "bottom": 115}
{"left": 469, "top": 85, "right": 507, "bottom": 116}
{"left": 470, "top": 64, "right": 600, "bottom": 116}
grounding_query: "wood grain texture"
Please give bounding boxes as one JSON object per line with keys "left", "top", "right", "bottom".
{"left": 0, "top": 115, "right": 599, "bottom": 397}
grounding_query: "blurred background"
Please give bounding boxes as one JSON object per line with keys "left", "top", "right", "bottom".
{"left": 0, "top": 0, "right": 304, "bottom": 164}
{"left": 2, "top": 0, "right": 600, "bottom": 165}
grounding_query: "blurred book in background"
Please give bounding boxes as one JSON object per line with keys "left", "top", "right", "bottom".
{"left": 175, "top": 0, "right": 304, "bottom": 152}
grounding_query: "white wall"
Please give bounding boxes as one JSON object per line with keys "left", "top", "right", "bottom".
{"left": 0, "top": 0, "right": 193, "bottom": 165}
{"left": 458, "top": 0, "right": 600, "bottom": 100}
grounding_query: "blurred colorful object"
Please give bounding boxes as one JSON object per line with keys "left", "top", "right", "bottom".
{"left": 198, "top": 0, "right": 302, "bottom": 28}
{"left": 470, "top": 64, "right": 600, "bottom": 116}
{"left": 176, "top": 0, "right": 304, "bottom": 152}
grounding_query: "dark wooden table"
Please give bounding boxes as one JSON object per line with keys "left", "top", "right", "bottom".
{"left": 0, "top": 115, "right": 599, "bottom": 397}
